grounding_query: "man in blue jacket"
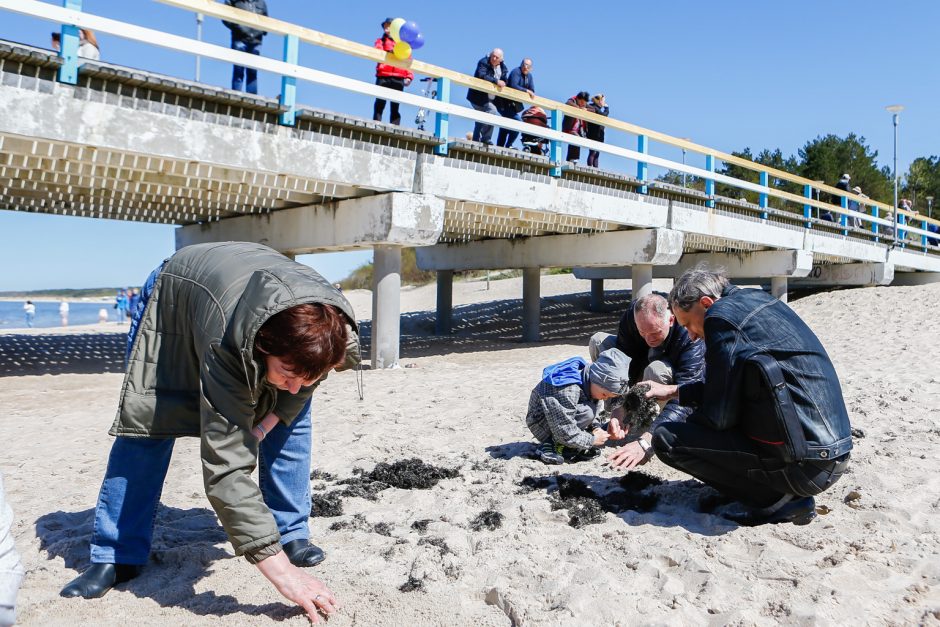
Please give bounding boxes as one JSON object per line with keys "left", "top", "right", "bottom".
{"left": 495, "top": 58, "right": 536, "bottom": 148}
{"left": 643, "top": 267, "right": 852, "bottom": 526}
{"left": 466, "top": 49, "right": 508, "bottom": 145}
{"left": 591, "top": 293, "right": 705, "bottom": 470}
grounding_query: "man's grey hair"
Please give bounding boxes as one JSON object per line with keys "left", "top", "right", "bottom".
{"left": 633, "top": 293, "right": 670, "bottom": 322}
{"left": 669, "top": 264, "right": 730, "bottom": 311}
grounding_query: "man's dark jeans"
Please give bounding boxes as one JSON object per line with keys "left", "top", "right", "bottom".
{"left": 231, "top": 38, "right": 261, "bottom": 94}
{"left": 373, "top": 76, "right": 406, "bottom": 125}
{"left": 652, "top": 421, "right": 849, "bottom": 508}
{"left": 496, "top": 107, "right": 521, "bottom": 148}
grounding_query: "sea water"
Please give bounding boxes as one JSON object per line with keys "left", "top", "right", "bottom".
{"left": 0, "top": 300, "right": 123, "bottom": 330}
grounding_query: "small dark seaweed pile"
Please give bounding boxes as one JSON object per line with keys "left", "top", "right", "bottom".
{"left": 469, "top": 510, "right": 503, "bottom": 531}
{"left": 521, "top": 473, "right": 662, "bottom": 528}
{"left": 417, "top": 536, "right": 451, "bottom": 555}
{"left": 411, "top": 519, "right": 433, "bottom": 533}
{"left": 399, "top": 576, "right": 424, "bottom": 593}
{"left": 310, "top": 491, "right": 344, "bottom": 518}
{"left": 621, "top": 383, "right": 660, "bottom": 433}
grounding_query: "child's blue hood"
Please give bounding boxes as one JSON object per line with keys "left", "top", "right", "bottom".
{"left": 541, "top": 356, "right": 588, "bottom": 387}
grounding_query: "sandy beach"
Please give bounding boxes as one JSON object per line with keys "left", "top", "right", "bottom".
{"left": 1, "top": 273, "right": 938, "bottom": 625}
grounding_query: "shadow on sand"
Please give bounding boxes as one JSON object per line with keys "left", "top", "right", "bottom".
{"left": 36, "top": 505, "right": 305, "bottom": 620}
{"left": 1, "top": 288, "right": 631, "bottom": 377}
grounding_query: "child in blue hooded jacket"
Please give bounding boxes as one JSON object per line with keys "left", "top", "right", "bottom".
{"left": 525, "top": 348, "right": 631, "bottom": 464}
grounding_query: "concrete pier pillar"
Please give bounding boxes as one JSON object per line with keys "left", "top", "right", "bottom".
{"left": 632, "top": 264, "right": 653, "bottom": 299}
{"left": 771, "top": 276, "right": 788, "bottom": 302}
{"left": 522, "top": 267, "right": 541, "bottom": 343}
{"left": 590, "top": 278, "right": 605, "bottom": 311}
{"left": 435, "top": 270, "right": 453, "bottom": 335}
{"left": 371, "top": 245, "right": 401, "bottom": 368}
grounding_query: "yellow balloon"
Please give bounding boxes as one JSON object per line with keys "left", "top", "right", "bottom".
{"left": 392, "top": 40, "right": 412, "bottom": 60}
{"left": 389, "top": 17, "right": 406, "bottom": 42}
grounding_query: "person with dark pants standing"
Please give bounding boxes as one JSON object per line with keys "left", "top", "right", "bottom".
{"left": 223, "top": 0, "right": 268, "bottom": 94}
{"left": 466, "top": 49, "right": 508, "bottom": 145}
{"left": 641, "top": 266, "right": 853, "bottom": 526}
{"left": 562, "top": 91, "right": 590, "bottom": 162}
{"left": 495, "top": 58, "right": 535, "bottom": 148}
{"left": 373, "top": 18, "right": 414, "bottom": 125}
{"left": 585, "top": 94, "right": 609, "bottom": 168}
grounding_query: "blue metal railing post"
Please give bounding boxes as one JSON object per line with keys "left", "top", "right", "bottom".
{"left": 704, "top": 154, "right": 715, "bottom": 208}
{"left": 636, "top": 135, "right": 648, "bottom": 194}
{"left": 549, "top": 109, "right": 563, "bottom": 177}
{"left": 803, "top": 185, "right": 812, "bottom": 229}
{"left": 278, "top": 34, "right": 299, "bottom": 126}
{"left": 840, "top": 196, "right": 848, "bottom": 236}
{"left": 433, "top": 77, "right": 451, "bottom": 155}
{"left": 759, "top": 171, "right": 769, "bottom": 219}
{"left": 871, "top": 205, "right": 879, "bottom": 242}
{"left": 897, "top": 213, "right": 906, "bottom": 247}
{"left": 57, "top": 0, "right": 82, "bottom": 85}
{"left": 922, "top": 217, "right": 929, "bottom": 251}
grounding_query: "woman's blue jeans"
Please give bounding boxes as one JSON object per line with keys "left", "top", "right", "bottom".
{"left": 90, "top": 263, "right": 313, "bottom": 565}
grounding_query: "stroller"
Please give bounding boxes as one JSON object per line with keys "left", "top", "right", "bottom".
{"left": 520, "top": 106, "right": 550, "bottom": 155}
{"left": 414, "top": 77, "right": 437, "bottom": 131}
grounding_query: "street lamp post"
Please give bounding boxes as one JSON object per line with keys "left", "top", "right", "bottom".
{"left": 928, "top": 196, "right": 934, "bottom": 220}
{"left": 885, "top": 105, "right": 904, "bottom": 210}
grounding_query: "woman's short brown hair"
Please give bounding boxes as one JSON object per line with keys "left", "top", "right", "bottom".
{"left": 255, "top": 303, "right": 348, "bottom": 381}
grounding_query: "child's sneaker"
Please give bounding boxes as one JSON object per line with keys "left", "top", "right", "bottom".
{"left": 536, "top": 441, "right": 565, "bottom": 465}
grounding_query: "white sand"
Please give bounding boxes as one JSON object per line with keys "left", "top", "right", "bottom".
{"left": 2, "top": 274, "right": 939, "bottom": 625}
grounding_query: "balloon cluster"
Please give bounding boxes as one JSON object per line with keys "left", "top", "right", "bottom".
{"left": 387, "top": 18, "right": 424, "bottom": 60}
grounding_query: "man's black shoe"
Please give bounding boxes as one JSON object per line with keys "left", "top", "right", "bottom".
{"left": 724, "top": 496, "right": 817, "bottom": 527}
{"left": 60, "top": 563, "right": 142, "bottom": 599}
{"left": 562, "top": 446, "right": 601, "bottom": 463}
{"left": 283, "top": 539, "right": 326, "bottom": 568}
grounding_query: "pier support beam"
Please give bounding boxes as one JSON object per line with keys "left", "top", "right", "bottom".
{"left": 435, "top": 270, "right": 453, "bottom": 335}
{"left": 770, "top": 276, "right": 788, "bottom": 302}
{"left": 590, "top": 279, "right": 605, "bottom": 311}
{"left": 371, "top": 245, "right": 401, "bottom": 369}
{"left": 522, "top": 267, "right": 541, "bottom": 343}
{"left": 632, "top": 264, "right": 653, "bottom": 299}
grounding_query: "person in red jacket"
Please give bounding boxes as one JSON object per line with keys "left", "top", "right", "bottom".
{"left": 373, "top": 18, "right": 414, "bottom": 125}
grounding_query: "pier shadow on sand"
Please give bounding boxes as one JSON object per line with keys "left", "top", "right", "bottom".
{"left": 37, "top": 505, "right": 307, "bottom": 620}
{"left": 0, "top": 333, "right": 125, "bottom": 376}
{"left": 2, "top": 289, "right": 631, "bottom": 377}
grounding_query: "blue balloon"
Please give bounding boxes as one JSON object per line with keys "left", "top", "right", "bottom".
{"left": 409, "top": 31, "right": 425, "bottom": 50}
{"left": 399, "top": 21, "right": 420, "bottom": 44}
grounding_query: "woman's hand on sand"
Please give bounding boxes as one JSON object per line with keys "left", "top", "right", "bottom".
{"left": 256, "top": 551, "right": 339, "bottom": 623}
{"left": 592, "top": 428, "right": 609, "bottom": 447}
{"left": 641, "top": 381, "right": 678, "bottom": 402}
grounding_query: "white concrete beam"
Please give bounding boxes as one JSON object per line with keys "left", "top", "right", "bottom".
{"left": 804, "top": 231, "right": 885, "bottom": 263}
{"left": 573, "top": 249, "right": 813, "bottom": 280}
{"left": 415, "top": 229, "right": 683, "bottom": 272}
{"left": 888, "top": 248, "right": 940, "bottom": 273}
{"left": 176, "top": 192, "right": 444, "bottom": 252}
{"left": 416, "top": 158, "right": 668, "bottom": 228}
{"left": 669, "top": 201, "right": 804, "bottom": 250}
{"left": 790, "top": 263, "right": 894, "bottom": 287}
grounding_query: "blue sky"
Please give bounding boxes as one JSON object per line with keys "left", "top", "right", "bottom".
{"left": 1, "top": 0, "right": 936, "bottom": 290}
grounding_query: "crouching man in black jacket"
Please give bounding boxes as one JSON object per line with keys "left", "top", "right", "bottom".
{"left": 642, "top": 266, "right": 852, "bottom": 526}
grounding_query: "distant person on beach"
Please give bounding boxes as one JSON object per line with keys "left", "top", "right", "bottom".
{"left": 0, "top": 472, "right": 24, "bottom": 627}
{"left": 495, "top": 58, "right": 535, "bottom": 149}
{"left": 22, "top": 301, "right": 35, "bottom": 328}
{"left": 127, "top": 288, "right": 141, "bottom": 320}
{"left": 60, "top": 242, "right": 360, "bottom": 624}
{"left": 114, "top": 289, "right": 127, "bottom": 324}
{"left": 467, "top": 48, "right": 508, "bottom": 145}
{"left": 58, "top": 300, "right": 69, "bottom": 327}
{"left": 525, "top": 348, "right": 632, "bottom": 465}
{"left": 589, "top": 293, "right": 705, "bottom": 470}
{"left": 372, "top": 17, "right": 413, "bottom": 126}
{"left": 641, "top": 266, "right": 852, "bottom": 526}
{"left": 585, "top": 93, "right": 609, "bottom": 168}
{"left": 50, "top": 28, "right": 100, "bottom": 60}
{"left": 222, "top": 0, "right": 268, "bottom": 94}
{"left": 98, "top": 307, "right": 108, "bottom": 324}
